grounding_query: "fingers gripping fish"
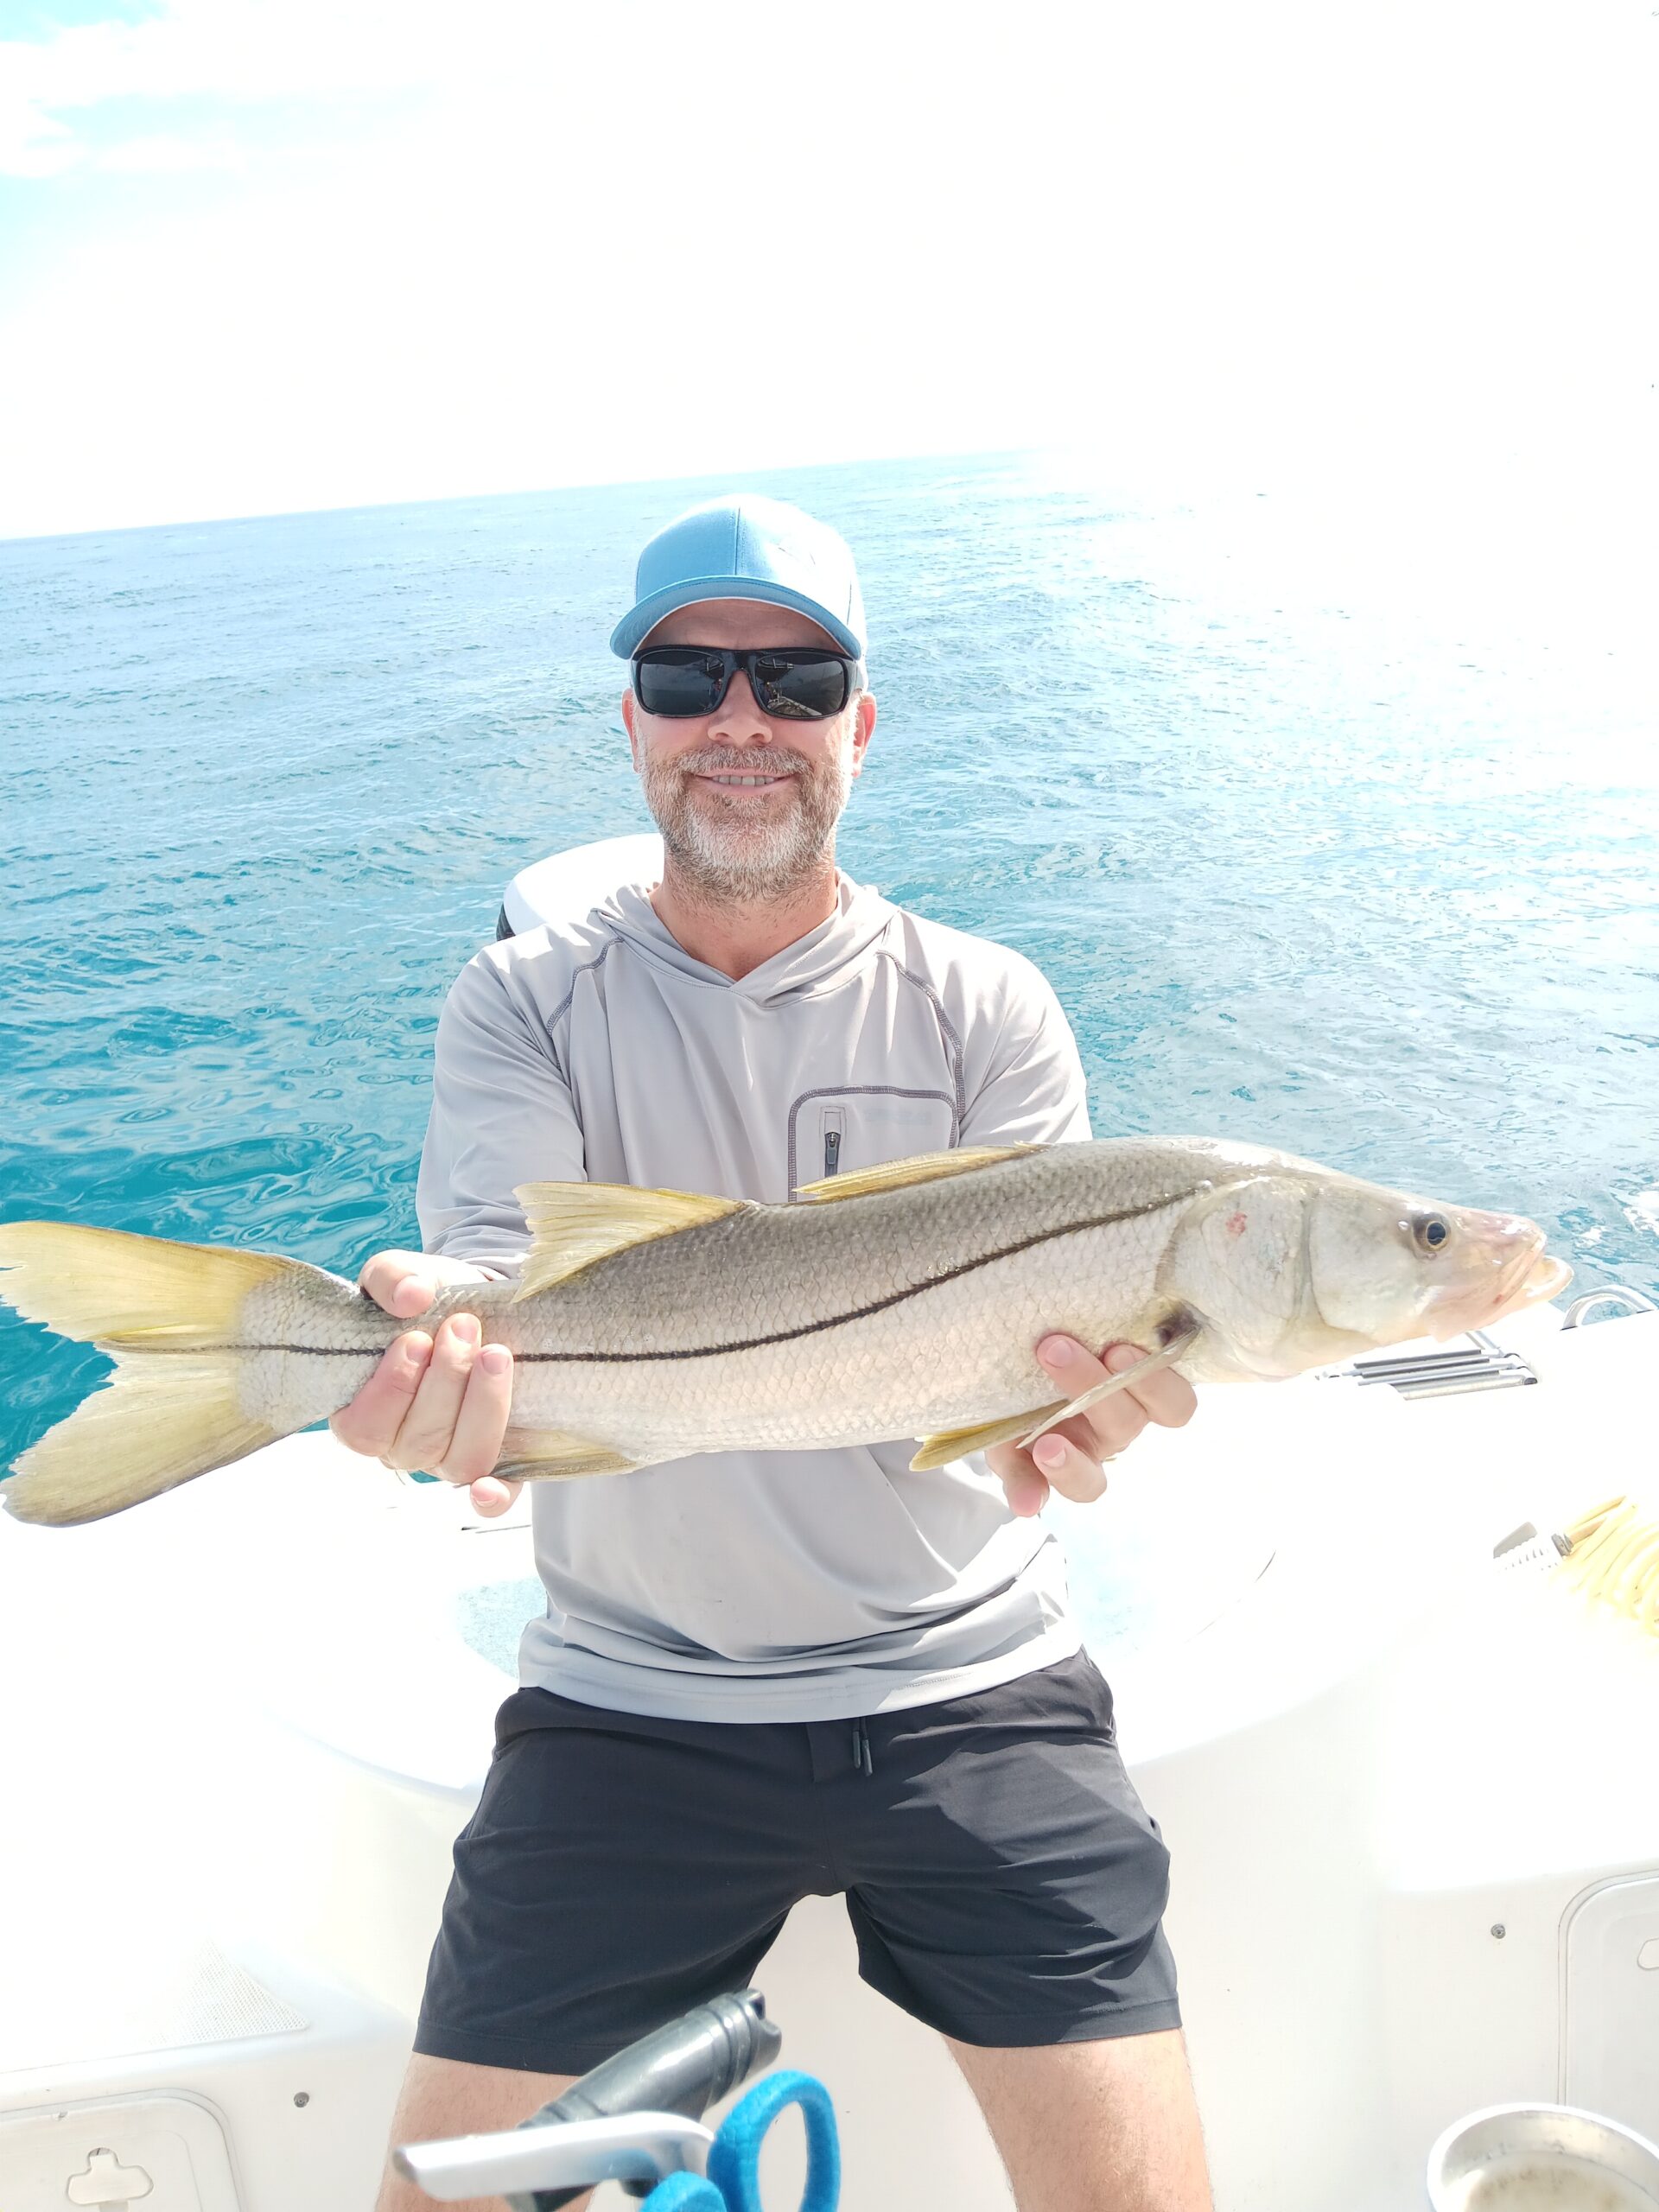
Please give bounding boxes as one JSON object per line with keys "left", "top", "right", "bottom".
{"left": 0, "top": 1138, "right": 1571, "bottom": 1526}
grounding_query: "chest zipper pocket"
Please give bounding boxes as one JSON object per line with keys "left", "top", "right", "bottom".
{"left": 821, "top": 1105, "right": 844, "bottom": 1180}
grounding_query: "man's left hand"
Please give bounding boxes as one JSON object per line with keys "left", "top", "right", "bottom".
{"left": 985, "top": 1336, "right": 1198, "bottom": 1518}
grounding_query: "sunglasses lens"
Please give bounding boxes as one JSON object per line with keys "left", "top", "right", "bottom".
{"left": 750, "top": 654, "right": 849, "bottom": 721}
{"left": 634, "top": 651, "right": 850, "bottom": 720}
{"left": 633, "top": 653, "right": 726, "bottom": 716}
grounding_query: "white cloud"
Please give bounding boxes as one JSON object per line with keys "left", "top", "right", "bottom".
{"left": 93, "top": 126, "right": 245, "bottom": 170}
{"left": 0, "top": 0, "right": 472, "bottom": 173}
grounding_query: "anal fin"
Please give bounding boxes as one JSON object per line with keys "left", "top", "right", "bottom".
{"left": 910, "top": 1402, "right": 1069, "bottom": 1471}
{"left": 497, "top": 1426, "right": 641, "bottom": 1480}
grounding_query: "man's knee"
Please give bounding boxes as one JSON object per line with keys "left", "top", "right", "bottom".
{"left": 375, "top": 2050, "right": 584, "bottom": 2212}
{"left": 950, "top": 2027, "right": 1212, "bottom": 2212}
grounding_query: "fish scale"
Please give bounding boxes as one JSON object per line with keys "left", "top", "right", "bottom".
{"left": 0, "top": 1136, "right": 1570, "bottom": 1524}
{"left": 492, "top": 1179, "right": 1198, "bottom": 1457}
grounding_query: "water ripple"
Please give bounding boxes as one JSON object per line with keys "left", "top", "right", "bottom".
{"left": 3, "top": 454, "right": 1656, "bottom": 1472}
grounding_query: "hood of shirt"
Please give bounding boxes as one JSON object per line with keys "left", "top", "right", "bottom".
{"left": 588, "top": 874, "right": 896, "bottom": 1005}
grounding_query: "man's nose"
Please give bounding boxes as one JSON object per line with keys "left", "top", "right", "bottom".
{"left": 704, "top": 662, "right": 772, "bottom": 741}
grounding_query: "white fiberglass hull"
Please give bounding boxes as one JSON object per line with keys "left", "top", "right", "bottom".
{"left": 2, "top": 1297, "right": 1656, "bottom": 2210}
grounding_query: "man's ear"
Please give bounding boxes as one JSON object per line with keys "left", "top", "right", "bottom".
{"left": 621, "top": 687, "right": 642, "bottom": 770}
{"left": 849, "top": 691, "right": 877, "bottom": 778}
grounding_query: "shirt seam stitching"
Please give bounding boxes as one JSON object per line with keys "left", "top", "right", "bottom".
{"left": 546, "top": 935, "right": 618, "bottom": 1033}
{"left": 873, "top": 947, "right": 968, "bottom": 1122}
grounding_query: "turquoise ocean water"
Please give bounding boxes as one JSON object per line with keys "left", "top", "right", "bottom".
{"left": 3, "top": 450, "right": 1656, "bottom": 1484}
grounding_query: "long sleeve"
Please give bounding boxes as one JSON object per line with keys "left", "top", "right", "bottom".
{"left": 416, "top": 952, "right": 588, "bottom": 1275}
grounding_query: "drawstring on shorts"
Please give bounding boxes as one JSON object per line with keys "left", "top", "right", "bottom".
{"left": 849, "top": 1718, "right": 874, "bottom": 1777}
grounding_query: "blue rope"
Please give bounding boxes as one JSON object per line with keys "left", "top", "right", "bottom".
{"left": 639, "top": 2176, "right": 725, "bottom": 2212}
{"left": 639, "top": 2069, "right": 840, "bottom": 2212}
{"left": 708, "top": 2069, "right": 841, "bottom": 2212}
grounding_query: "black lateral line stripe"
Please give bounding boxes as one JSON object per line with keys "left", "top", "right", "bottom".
{"left": 108, "top": 1192, "right": 1198, "bottom": 1364}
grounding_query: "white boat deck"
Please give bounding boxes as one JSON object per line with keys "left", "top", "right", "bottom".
{"left": 2, "top": 1300, "right": 1656, "bottom": 2209}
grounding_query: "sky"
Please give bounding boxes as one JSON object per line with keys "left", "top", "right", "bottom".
{"left": 0, "top": 0, "right": 1655, "bottom": 540}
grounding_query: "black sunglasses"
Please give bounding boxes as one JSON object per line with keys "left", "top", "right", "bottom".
{"left": 631, "top": 646, "right": 859, "bottom": 722}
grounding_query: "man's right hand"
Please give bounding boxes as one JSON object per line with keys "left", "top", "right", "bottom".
{"left": 329, "top": 1250, "right": 520, "bottom": 1518}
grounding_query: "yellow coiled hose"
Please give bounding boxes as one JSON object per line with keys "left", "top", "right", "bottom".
{"left": 1554, "top": 1495, "right": 1659, "bottom": 1637}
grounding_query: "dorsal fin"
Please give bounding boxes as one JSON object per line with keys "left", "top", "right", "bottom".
{"left": 797, "top": 1143, "right": 1043, "bottom": 1204}
{"left": 512, "top": 1181, "right": 748, "bottom": 1300}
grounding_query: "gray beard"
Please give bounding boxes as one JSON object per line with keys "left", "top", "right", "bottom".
{"left": 640, "top": 740, "right": 855, "bottom": 904}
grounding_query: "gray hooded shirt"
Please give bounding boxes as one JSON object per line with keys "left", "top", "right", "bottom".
{"left": 416, "top": 875, "right": 1093, "bottom": 1722}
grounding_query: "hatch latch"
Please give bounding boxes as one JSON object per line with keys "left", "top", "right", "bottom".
{"left": 67, "top": 2146, "right": 155, "bottom": 2208}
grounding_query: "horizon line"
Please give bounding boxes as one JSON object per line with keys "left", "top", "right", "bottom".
{"left": 0, "top": 442, "right": 1040, "bottom": 552}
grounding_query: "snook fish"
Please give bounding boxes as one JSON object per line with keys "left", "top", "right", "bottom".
{"left": 0, "top": 1137, "right": 1571, "bottom": 1526}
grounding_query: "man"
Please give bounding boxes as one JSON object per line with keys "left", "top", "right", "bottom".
{"left": 334, "top": 494, "right": 1213, "bottom": 2212}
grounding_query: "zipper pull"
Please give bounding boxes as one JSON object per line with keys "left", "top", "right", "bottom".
{"left": 823, "top": 1127, "right": 842, "bottom": 1177}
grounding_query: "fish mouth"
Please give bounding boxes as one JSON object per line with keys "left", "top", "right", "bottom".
{"left": 1427, "top": 1225, "right": 1573, "bottom": 1339}
{"left": 1500, "top": 1251, "right": 1575, "bottom": 1314}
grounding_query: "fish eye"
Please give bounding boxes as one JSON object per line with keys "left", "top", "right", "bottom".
{"left": 1411, "top": 1213, "right": 1452, "bottom": 1255}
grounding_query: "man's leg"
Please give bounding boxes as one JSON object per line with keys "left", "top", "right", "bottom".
{"left": 949, "top": 2029, "right": 1212, "bottom": 2212}
{"left": 374, "top": 2051, "right": 587, "bottom": 2212}
{"left": 380, "top": 1693, "right": 813, "bottom": 2212}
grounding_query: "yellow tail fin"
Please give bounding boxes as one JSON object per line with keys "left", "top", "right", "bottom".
{"left": 0, "top": 1220, "right": 289, "bottom": 1345}
{"left": 4, "top": 1358, "right": 278, "bottom": 1525}
{"left": 0, "top": 1221, "right": 307, "bottom": 1526}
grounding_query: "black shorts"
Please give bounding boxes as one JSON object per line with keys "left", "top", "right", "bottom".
{"left": 415, "top": 1649, "right": 1180, "bottom": 2074}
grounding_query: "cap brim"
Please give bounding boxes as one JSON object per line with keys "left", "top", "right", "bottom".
{"left": 610, "top": 577, "right": 863, "bottom": 661}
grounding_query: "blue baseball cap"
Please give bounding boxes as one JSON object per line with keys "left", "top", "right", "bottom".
{"left": 609, "top": 493, "right": 867, "bottom": 662}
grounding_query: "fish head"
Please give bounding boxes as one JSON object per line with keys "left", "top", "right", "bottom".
{"left": 1162, "top": 1166, "right": 1572, "bottom": 1377}
{"left": 1305, "top": 1178, "right": 1572, "bottom": 1351}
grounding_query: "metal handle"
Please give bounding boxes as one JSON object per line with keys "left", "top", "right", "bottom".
{"left": 392, "top": 2111, "right": 715, "bottom": 2202}
{"left": 1319, "top": 1331, "right": 1538, "bottom": 1398}
{"left": 1561, "top": 1285, "right": 1658, "bottom": 1329}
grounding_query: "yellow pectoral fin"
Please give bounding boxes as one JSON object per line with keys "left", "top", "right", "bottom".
{"left": 1014, "top": 1329, "right": 1202, "bottom": 1449}
{"left": 798, "top": 1144, "right": 1044, "bottom": 1204}
{"left": 910, "top": 1402, "right": 1070, "bottom": 1471}
{"left": 497, "top": 1427, "right": 642, "bottom": 1479}
{"left": 511, "top": 1181, "right": 750, "bottom": 1300}
{"left": 912, "top": 1328, "right": 1208, "bottom": 1472}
